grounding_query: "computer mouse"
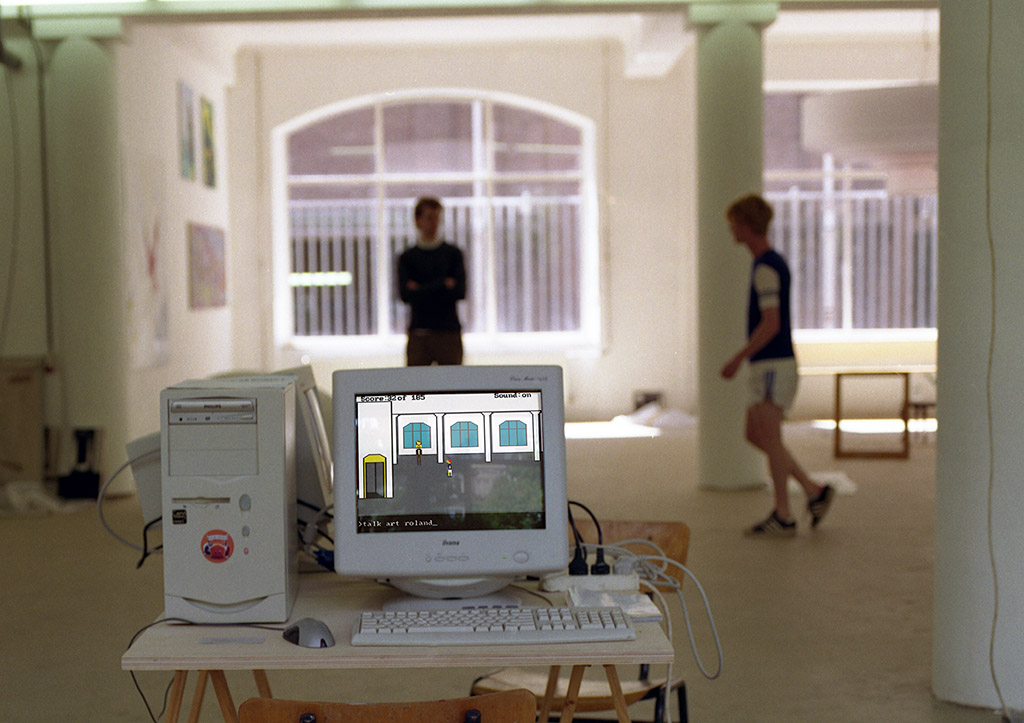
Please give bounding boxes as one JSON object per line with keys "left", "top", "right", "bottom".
{"left": 282, "top": 617, "right": 335, "bottom": 648}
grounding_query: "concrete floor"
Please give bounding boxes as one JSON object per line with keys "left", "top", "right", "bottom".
{"left": 0, "top": 423, "right": 1001, "bottom": 721}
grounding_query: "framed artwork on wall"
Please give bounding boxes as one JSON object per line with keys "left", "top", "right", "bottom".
{"left": 187, "top": 222, "right": 227, "bottom": 309}
{"left": 201, "top": 96, "right": 216, "bottom": 188}
{"left": 177, "top": 81, "right": 196, "bottom": 181}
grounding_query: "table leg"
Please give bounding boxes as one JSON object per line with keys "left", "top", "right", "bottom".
{"left": 603, "top": 665, "right": 632, "bottom": 723}
{"left": 208, "top": 670, "right": 238, "bottom": 723}
{"left": 559, "top": 665, "right": 588, "bottom": 723}
{"left": 538, "top": 665, "right": 560, "bottom": 722}
{"left": 166, "top": 670, "right": 189, "bottom": 723}
{"left": 253, "top": 669, "right": 272, "bottom": 698}
{"left": 187, "top": 670, "right": 209, "bottom": 723}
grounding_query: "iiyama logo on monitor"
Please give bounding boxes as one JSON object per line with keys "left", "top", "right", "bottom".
{"left": 442, "top": 540, "right": 460, "bottom": 546}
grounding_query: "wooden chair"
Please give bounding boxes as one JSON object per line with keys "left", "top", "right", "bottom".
{"left": 471, "top": 520, "right": 690, "bottom": 723}
{"left": 238, "top": 689, "right": 537, "bottom": 723}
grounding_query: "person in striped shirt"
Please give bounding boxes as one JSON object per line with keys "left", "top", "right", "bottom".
{"left": 720, "top": 194, "right": 835, "bottom": 537}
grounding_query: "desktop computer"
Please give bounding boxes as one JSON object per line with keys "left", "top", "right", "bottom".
{"left": 160, "top": 377, "right": 298, "bottom": 623}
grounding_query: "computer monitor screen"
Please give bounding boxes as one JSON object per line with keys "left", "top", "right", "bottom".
{"left": 332, "top": 365, "right": 569, "bottom": 603}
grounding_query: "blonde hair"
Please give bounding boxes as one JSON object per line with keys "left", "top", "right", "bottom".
{"left": 726, "top": 194, "right": 774, "bottom": 236}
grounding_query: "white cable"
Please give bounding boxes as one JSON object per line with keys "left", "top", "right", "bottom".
{"left": 640, "top": 580, "right": 677, "bottom": 723}
{"left": 96, "top": 449, "right": 160, "bottom": 553}
{"left": 599, "top": 540, "right": 724, "bottom": 683}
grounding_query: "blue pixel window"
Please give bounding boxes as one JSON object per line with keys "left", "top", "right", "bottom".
{"left": 451, "top": 421, "right": 479, "bottom": 448}
{"left": 403, "top": 422, "right": 431, "bottom": 450}
{"left": 499, "top": 420, "right": 528, "bottom": 447}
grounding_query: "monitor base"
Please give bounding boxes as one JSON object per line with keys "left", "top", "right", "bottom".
{"left": 381, "top": 576, "right": 519, "bottom": 610}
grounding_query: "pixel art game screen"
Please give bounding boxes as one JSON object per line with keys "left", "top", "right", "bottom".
{"left": 353, "top": 390, "right": 546, "bottom": 533}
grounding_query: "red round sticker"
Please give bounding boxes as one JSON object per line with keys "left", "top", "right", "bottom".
{"left": 201, "top": 530, "right": 234, "bottom": 563}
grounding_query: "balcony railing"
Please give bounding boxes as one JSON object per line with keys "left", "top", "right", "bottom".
{"left": 766, "top": 161, "right": 938, "bottom": 331}
{"left": 288, "top": 195, "right": 582, "bottom": 338}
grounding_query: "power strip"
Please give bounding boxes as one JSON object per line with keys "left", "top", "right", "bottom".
{"left": 539, "top": 572, "right": 639, "bottom": 593}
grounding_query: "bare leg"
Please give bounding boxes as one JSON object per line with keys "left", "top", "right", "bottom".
{"left": 746, "top": 402, "right": 821, "bottom": 520}
{"left": 785, "top": 448, "right": 820, "bottom": 497}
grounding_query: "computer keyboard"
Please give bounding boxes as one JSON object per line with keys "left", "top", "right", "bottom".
{"left": 351, "top": 605, "right": 636, "bottom": 646}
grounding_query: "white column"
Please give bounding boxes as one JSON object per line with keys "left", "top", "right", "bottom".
{"left": 689, "top": 2, "right": 777, "bottom": 490}
{"left": 934, "top": 0, "right": 1024, "bottom": 711}
{"left": 47, "top": 36, "right": 128, "bottom": 478}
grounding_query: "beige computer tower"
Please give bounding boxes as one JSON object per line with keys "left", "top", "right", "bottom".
{"left": 161, "top": 377, "right": 298, "bottom": 623}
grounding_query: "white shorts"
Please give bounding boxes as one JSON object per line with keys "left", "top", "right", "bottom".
{"left": 748, "top": 358, "right": 799, "bottom": 411}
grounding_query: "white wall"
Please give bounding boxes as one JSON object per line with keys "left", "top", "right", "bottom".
{"left": 934, "top": 1, "right": 1024, "bottom": 710}
{"left": 230, "top": 38, "right": 699, "bottom": 422}
{"left": 117, "top": 24, "right": 246, "bottom": 447}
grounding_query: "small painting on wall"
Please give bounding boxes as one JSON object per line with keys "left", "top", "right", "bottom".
{"left": 187, "top": 222, "right": 227, "bottom": 309}
{"left": 201, "top": 96, "right": 216, "bottom": 188}
{"left": 177, "top": 81, "right": 196, "bottom": 181}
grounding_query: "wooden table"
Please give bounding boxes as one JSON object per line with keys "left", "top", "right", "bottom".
{"left": 122, "top": 573, "right": 675, "bottom": 723}
{"left": 833, "top": 370, "right": 911, "bottom": 458}
{"left": 801, "top": 364, "right": 936, "bottom": 459}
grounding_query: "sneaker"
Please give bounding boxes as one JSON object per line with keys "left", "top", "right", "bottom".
{"left": 808, "top": 484, "right": 835, "bottom": 529}
{"left": 745, "top": 511, "right": 797, "bottom": 537}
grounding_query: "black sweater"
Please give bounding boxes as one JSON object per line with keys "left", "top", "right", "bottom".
{"left": 397, "top": 242, "right": 466, "bottom": 332}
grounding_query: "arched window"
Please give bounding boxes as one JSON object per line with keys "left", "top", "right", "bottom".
{"left": 273, "top": 90, "right": 599, "bottom": 354}
{"left": 450, "top": 421, "right": 479, "bottom": 448}
{"left": 499, "top": 420, "right": 528, "bottom": 447}
{"left": 402, "top": 422, "right": 431, "bottom": 450}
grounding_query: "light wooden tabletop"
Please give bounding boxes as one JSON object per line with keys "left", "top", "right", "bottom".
{"left": 121, "top": 573, "right": 675, "bottom": 672}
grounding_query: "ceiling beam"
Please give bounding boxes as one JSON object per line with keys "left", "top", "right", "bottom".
{"left": 1, "top": 0, "right": 937, "bottom": 23}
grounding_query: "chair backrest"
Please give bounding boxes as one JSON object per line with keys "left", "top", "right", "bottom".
{"left": 569, "top": 519, "right": 690, "bottom": 586}
{"left": 238, "top": 689, "right": 537, "bottom": 723}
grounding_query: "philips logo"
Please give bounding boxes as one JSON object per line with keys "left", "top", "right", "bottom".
{"left": 442, "top": 540, "right": 460, "bottom": 546}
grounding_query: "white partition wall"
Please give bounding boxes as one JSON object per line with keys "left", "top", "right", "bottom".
{"left": 934, "top": 0, "right": 1024, "bottom": 713}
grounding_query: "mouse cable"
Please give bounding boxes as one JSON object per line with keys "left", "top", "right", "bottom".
{"left": 127, "top": 617, "right": 286, "bottom": 722}
{"left": 97, "top": 448, "right": 161, "bottom": 554}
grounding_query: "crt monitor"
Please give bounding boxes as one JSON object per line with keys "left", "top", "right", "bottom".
{"left": 277, "top": 366, "right": 333, "bottom": 528}
{"left": 332, "top": 365, "right": 569, "bottom": 603}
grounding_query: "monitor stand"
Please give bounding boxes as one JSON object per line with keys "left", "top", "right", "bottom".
{"left": 381, "top": 575, "right": 520, "bottom": 611}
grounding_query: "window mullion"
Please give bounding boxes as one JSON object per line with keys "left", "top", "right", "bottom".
{"left": 482, "top": 101, "right": 499, "bottom": 337}
{"left": 468, "top": 99, "right": 488, "bottom": 337}
{"left": 374, "top": 102, "right": 391, "bottom": 336}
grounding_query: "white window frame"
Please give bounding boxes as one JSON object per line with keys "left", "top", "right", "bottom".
{"left": 765, "top": 157, "right": 938, "bottom": 338}
{"left": 271, "top": 88, "right": 601, "bottom": 357}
